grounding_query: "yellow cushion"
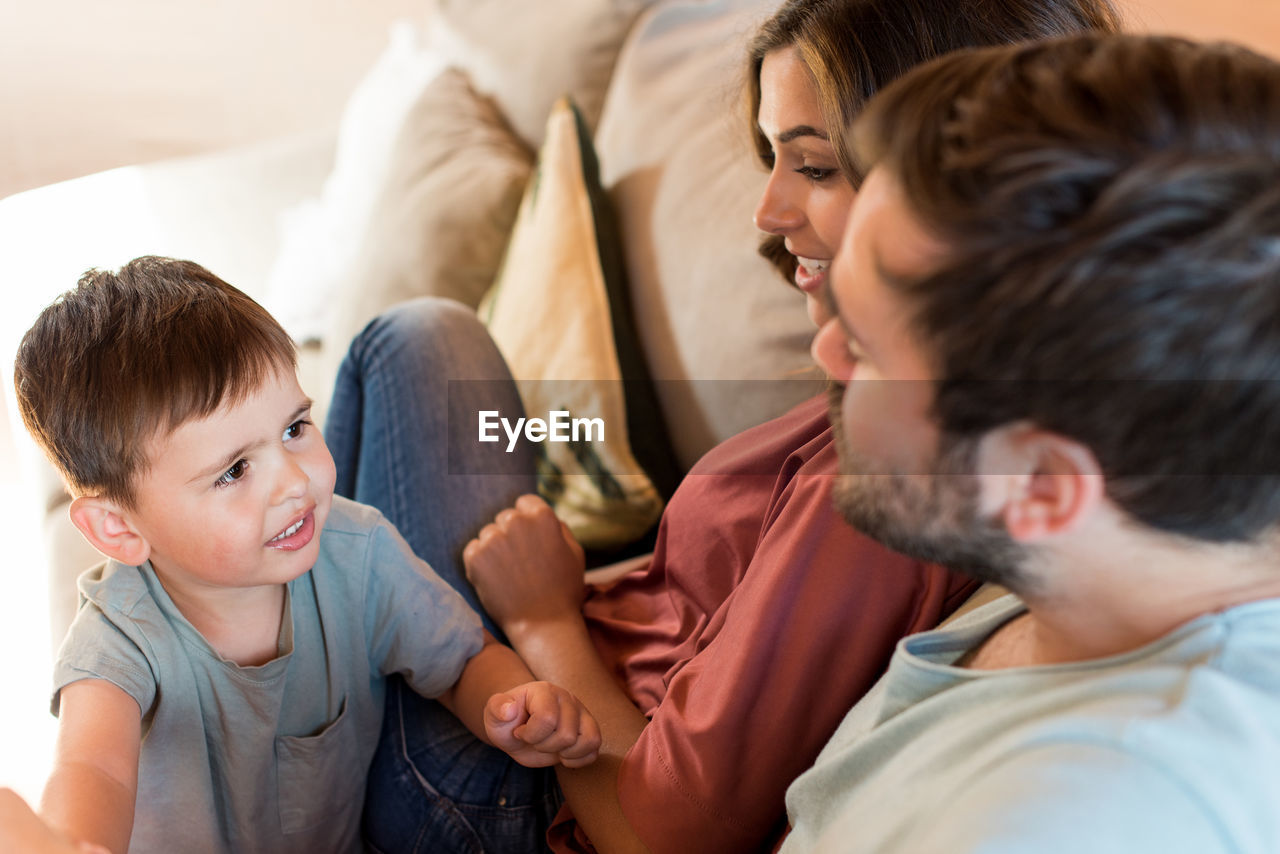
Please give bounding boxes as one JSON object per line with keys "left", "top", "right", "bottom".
{"left": 481, "top": 97, "right": 676, "bottom": 549}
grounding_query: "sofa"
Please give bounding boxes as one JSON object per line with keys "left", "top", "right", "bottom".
{"left": 1, "top": 0, "right": 830, "bottom": 651}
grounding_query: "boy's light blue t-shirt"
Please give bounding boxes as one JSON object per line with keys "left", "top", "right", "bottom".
{"left": 52, "top": 495, "right": 484, "bottom": 854}
{"left": 782, "top": 594, "right": 1280, "bottom": 854}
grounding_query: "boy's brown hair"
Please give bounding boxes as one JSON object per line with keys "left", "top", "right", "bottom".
{"left": 14, "top": 256, "right": 296, "bottom": 507}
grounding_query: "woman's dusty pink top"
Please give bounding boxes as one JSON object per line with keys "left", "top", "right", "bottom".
{"left": 550, "top": 394, "right": 979, "bottom": 853}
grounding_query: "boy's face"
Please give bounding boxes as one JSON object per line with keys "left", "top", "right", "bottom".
{"left": 126, "top": 366, "right": 336, "bottom": 594}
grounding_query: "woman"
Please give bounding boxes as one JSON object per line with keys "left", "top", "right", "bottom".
{"left": 326, "top": 1, "right": 1122, "bottom": 852}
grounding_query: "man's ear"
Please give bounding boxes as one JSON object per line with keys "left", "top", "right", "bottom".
{"left": 980, "top": 426, "right": 1105, "bottom": 543}
{"left": 68, "top": 496, "right": 151, "bottom": 566}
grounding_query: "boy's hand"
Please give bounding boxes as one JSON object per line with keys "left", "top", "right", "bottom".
{"left": 484, "top": 682, "right": 601, "bottom": 769}
{"left": 464, "top": 494, "right": 586, "bottom": 632}
{"left": 0, "top": 788, "right": 109, "bottom": 854}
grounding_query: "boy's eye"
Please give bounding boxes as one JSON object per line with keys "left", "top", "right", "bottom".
{"left": 283, "top": 419, "right": 311, "bottom": 441}
{"left": 216, "top": 460, "right": 247, "bottom": 487}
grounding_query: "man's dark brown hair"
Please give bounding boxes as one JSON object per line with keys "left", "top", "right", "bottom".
{"left": 853, "top": 34, "right": 1280, "bottom": 541}
{"left": 14, "top": 256, "right": 297, "bottom": 507}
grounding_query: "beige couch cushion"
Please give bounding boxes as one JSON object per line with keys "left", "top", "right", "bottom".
{"left": 595, "top": 0, "right": 823, "bottom": 470}
{"left": 317, "top": 67, "right": 534, "bottom": 374}
{"left": 430, "top": 0, "right": 658, "bottom": 148}
{"left": 262, "top": 21, "right": 452, "bottom": 345}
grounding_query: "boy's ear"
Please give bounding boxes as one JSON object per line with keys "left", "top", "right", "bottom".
{"left": 68, "top": 496, "right": 151, "bottom": 567}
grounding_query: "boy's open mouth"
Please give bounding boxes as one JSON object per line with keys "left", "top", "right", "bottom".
{"left": 266, "top": 511, "right": 315, "bottom": 550}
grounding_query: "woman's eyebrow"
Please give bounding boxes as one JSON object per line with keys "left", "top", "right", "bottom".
{"left": 777, "top": 124, "right": 829, "bottom": 143}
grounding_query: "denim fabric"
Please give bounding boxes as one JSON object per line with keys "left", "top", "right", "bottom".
{"left": 326, "top": 298, "right": 561, "bottom": 852}
{"left": 363, "top": 678, "right": 562, "bottom": 854}
{"left": 326, "top": 296, "right": 536, "bottom": 630}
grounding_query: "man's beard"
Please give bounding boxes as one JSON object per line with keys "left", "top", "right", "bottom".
{"left": 826, "top": 384, "right": 1031, "bottom": 591}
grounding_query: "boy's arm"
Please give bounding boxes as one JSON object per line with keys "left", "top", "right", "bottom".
{"left": 0, "top": 788, "right": 108, "bottom": 854}
{"left": 436, "top": 632, "right": 601, "bottom": 768}
{"left": 434, "top": 631, "right": 537, "bottom": 738}
{"left": 42, "top": 679, "right": 141, "bottom": 854}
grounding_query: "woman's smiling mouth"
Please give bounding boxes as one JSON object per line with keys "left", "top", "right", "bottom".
{"left": 794, "top": 255, "right": 830, "bottom": 294}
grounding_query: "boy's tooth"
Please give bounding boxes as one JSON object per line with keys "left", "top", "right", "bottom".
{"left": 271, "top": 518, "right": 303, "bottom": 542}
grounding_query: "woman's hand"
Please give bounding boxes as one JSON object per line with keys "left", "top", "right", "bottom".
{"left": 464, "top": 494, "right": 586, "bottom": 635}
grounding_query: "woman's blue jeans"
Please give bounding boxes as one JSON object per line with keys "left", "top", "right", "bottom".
{"left": 325, "top": 297, "right": 562, "bottom": 852}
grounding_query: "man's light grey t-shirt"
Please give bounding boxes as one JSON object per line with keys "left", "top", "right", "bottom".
{"left": 783, "top": 594, "right": 1280, "bottom": 853}
{"left": 53, "top": 495, "right": 484, "bottom": 854}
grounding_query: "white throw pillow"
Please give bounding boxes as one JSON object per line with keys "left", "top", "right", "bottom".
{"left": 425, "top": 0, "right": 657, "bottom": 148}
{"left": 320, "top": 67, "right": 534, "bottom": 364}
{"left": 262, "top": 20, "right": 447, "bottom": 342}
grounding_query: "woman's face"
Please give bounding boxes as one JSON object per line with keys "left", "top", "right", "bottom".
{"left": 754, "top": 46, "right": 855, "bottom": 328}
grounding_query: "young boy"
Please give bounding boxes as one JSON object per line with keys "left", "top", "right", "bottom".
{"left": 10, "top": 256, "right": 600, "bottom": 853}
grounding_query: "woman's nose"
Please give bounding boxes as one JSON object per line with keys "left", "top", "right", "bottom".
{"left": 754, "top": 170, "right": 805, "bottom": 235}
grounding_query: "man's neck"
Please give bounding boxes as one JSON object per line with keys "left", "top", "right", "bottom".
{"left": 963, "top": 531, "right": 1280, "bottom": 670}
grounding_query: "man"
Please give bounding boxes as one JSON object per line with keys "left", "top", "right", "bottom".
{"left": 786, "top": 33, "right": 1280, "bottom": 852}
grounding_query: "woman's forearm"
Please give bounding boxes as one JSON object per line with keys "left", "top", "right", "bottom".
{"left": 506, "top": 616, "right": 652, "bottom": 854}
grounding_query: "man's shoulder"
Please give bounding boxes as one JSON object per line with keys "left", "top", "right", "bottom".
{"left": 946, "top": 615, "right": 1280, "bottom": 849}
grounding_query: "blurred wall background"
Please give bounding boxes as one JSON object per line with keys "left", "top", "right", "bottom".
{"left": 0, "top": 0, "right": 425, "bottom": 198}
{"left": 0, "top": 0, "right": 1276, "bottom": 198}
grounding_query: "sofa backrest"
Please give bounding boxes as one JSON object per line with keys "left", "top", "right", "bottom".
{"left": 595, "top": 0, "right": 823, "bottom": 470}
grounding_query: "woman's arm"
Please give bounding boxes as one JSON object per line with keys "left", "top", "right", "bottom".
{"left": 506, "top": 615, "right": 651, "bottom": 854}
{"left": 42, "top": 679, "right": 141, "bottom": 854}
{"left": 468, "top": 479, "right": 974, "bottom": 854}
{"left": 465, "top": 495, "right": 652, "bottom": 854}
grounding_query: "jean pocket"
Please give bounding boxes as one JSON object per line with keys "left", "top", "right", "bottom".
{"left": 276, "top": 696, "right": 364, "bottom": 835}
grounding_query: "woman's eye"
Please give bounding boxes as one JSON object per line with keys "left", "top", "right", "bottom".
{"left": 216, "top": 460, "right": 248, "bottom": 488}
{"left": 283, "top": 419, "right": 312, "bottom": 441}
{"left": 796, "top": 165, "right": 837, "bottom": 182}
